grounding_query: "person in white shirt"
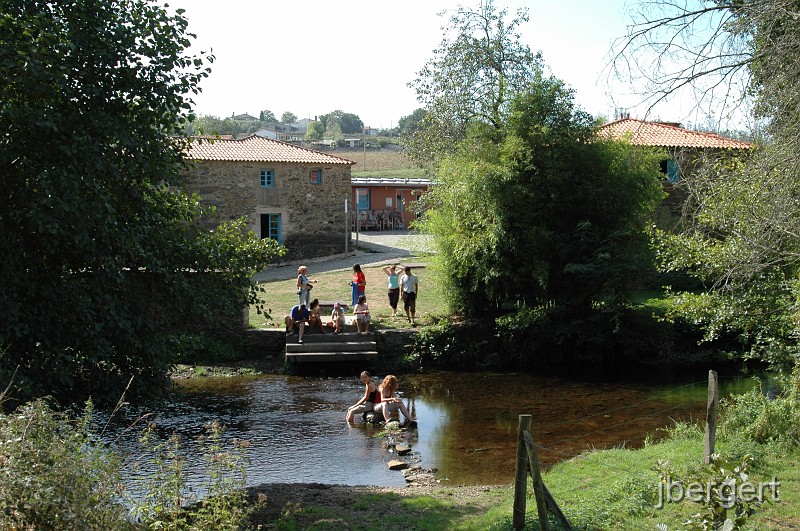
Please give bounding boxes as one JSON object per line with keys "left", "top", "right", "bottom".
{"left": 400, "top": 266, "right": 419, "bottom": 326}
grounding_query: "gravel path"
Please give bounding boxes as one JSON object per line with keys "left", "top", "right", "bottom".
{"left": 253, "top": 230, "right": 432, "bottom": 282}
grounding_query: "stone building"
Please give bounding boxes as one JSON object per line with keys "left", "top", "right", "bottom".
{"left": 183, "top": 134, "right": 356, "bottom": 260}
{"left": 598, "top": 118, "right": 753, "bottom": 182}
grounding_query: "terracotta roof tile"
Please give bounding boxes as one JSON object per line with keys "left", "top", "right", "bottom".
{"left": 598, "top": 118, "right": 753, "bottom": 149}
{"left": 187, "top": 135, "right": 356, "bottom": 165}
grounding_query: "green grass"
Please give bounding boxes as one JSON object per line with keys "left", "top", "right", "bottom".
{"left": 261, "top": 423, "right": 799, "bottom": 530}
{"left": 351, "top": 168, "right": 427, "bottom": 179}
{"left": 249, "top": 261, "right": 448, "bottom": 330}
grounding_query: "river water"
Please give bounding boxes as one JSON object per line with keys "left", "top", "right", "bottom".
{"left": 101, "top": 371, "right": 755, "bottom": 490}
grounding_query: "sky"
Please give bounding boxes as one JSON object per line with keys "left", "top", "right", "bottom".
{"left": 167, "top": 0, "right": 699, "bottom": 130}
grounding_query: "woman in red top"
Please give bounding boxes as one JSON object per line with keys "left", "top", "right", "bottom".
{"left": 351, "top": 263, "right": 366, "bottom": 306}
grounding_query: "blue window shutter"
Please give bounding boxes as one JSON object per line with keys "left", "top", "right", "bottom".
{"left": 666, "top": 159, "right": 679, "bottom": 183}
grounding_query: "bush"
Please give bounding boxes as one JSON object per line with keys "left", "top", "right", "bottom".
{"left": 719, "top": 372, "right": 800, "bottom": 449}
{"left": 0, "top": 396, "right": 258, "bottom": 530}
{"left": 0, "top": 400, "right": 132, "bottom": 530}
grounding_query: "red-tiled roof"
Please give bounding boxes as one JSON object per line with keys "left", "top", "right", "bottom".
{"left": 598, "top": 118, "right": 753, "bottom": 149}
{"left": 187, "top": 135, "right": 356, "bottom": 165}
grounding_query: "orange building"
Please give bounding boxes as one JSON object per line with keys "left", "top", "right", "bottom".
{"left": 351, "top": 177, "right": 431, "bottom": 231}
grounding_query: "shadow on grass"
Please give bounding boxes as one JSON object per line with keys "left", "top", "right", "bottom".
{"left": 247, "top": 483, "right": 511, "bottom": 530}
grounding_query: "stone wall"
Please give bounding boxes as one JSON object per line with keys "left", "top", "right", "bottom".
{"left": 241, "top": 328, "right": 417, "bottom": 361}
{"left": 182, "top": 160, "right": 352, "bottom": 260}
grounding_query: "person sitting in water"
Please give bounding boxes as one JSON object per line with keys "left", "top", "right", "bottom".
{"left": 345, "top": 371, "right": 381, "bottom": 422}
{"left": 284, "top": 303, "right": 309, "bottom": 343}
{"left": 325, "top": 302, "right": 346, "bottom": 334}
{"left": 353, "top": 295, "right": 370, "bottom": 335}
{"left": 374, "top": 374, "right": 415, "bottom": 424}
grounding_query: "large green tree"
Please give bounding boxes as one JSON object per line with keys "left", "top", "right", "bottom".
{"left": 406, "top": 0, "right": 542, "bottom": 164}
{"left": 617, "top": 0, "right": 800, "bottom": 371}
{"left": 0, "top": 0, "right": 282, "bottom": 404}
{"left": 418, "top": 76, "right": 664, "bottom": 317}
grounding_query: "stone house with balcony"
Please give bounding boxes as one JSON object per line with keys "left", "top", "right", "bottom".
{"left": 183, "top": 134, "right": 355, "bottom": 260}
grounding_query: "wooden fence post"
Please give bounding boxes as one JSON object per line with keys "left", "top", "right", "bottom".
{"left": 523, "top": 430, "right": 551, "bottom": 531}
{"left": 513, "top": 415, "right": 531, "bottom": 529}
{"left": 704, "top": 370, "right": 719, "bottom": 465}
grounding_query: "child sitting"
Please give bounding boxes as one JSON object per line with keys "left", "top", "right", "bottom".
{"left": 353, "top": 295, "right": 370, "bottom": 335}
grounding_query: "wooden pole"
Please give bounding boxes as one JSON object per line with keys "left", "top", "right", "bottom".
{"left": 704, "top": 370, "right": 719, "bottom": 465}
{"left": 523, "top": 431, "right": 551, "bottom": 531}
{"left": 513, "top": 415, "right": 531, "bottom": 530}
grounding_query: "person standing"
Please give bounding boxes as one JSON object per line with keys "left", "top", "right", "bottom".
{"left": 383, "top": 264, "right": 402, "bottom": 317}
{"left": 296, "top": 265, "right": 314, "bottom": 307}
{"left": 400, "top": 266, "right": 419, "bottom": 326}
{"left": 350, "top": 263, "right": 366, "bottom": 306}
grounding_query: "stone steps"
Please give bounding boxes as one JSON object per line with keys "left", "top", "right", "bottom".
{"left": 285, "top": 331, "right": 379, "bottom": 363}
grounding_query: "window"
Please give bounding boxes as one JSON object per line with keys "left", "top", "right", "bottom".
{"left": 260, "top": 169, "right": 275, "bottom": 188}
{"left": 356, "top": 188, "right": 370, "bottom": 210}
{"left": 659, "top": 159, "right": 680, "bottom": 183}
{"left": 309, "top": 169, "right": 322, "bottom": 184}
{"left": 260, "top": 213, "right": 281, "bottom": 243}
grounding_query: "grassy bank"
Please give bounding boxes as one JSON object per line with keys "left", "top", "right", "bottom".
{"left": 255, "top": 422, "right": 798, "bottom": 530}
{"left": 249, "top": 262, "right": 448, "bottom": 330}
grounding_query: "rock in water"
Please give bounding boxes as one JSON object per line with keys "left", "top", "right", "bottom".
{"left": 395, "top": 444, "right": 411, "bottom": 455}
{"left": 388, "top": 460, "right": 409, "bottom": 470}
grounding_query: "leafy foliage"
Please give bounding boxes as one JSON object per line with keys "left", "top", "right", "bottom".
{"left": 654, "top": 455, "right": 764, "bottom": 531}
{"left": 0, "top": 400, "right": 131, "bottom": 530}
{"left": 188, "top": 115, "right": 244, "bottom": 137}
{"left": 0, "top": 0, "right": 283, "bottom": 403}
{"left": 280, "top": 111, "right": 297, "bottom": 124}
{"left": 406, "top": 0, "right": 543, "bottom": 164}
{"left": 618, "top": 0, "right": 800, "bottom": 372}
{"left": 417, "top": 76, "right": 664, "bottom": 319}
{"left": 129, "top": 420, "right": 256, "bottom": 530}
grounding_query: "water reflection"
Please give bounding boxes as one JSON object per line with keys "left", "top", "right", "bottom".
{"left": 100, "top": 371, "right": 755, "bottom": 490}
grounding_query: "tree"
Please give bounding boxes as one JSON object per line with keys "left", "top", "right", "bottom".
{"left": 280, "top": 111, "right": 297, "bottom": 124}
{"left": 614, "top": 1, "right": 800, "bottom": 371}
{"left": 324, "top": 115, "right": 343, "bottom": 142}
{"left": 305, "top": 120, "right": 324, "bottom": 141}
{"left": 259, "top": 109, "right": 277, "bottom": 122}
{"left": 319, "top": 110, "right": 364, "bottom": 135}
{"left": 0, "top": 0, "right": 282, "bottom": 404}
{"left": 398, "top": 108, "right": 427, "bottom": 137}
{"left": 189, "top": 114, "right": 243, "bottom": 137}
{"left": 406, "top": 0, "right": 542, "bottom": 164}
{"left": 418, "top": 75, "right": 664, "bottom": 318}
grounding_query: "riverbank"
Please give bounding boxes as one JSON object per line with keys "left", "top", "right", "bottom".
{"left": 241, "top": 435, "right": 798, "bottom": 530}
{"left": 168, "top": 364, "right": 797, "bottom": 530}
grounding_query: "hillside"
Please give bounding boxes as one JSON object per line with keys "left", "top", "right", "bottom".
{"left": 331, "top": 148, "right": 427, "bottom": 178}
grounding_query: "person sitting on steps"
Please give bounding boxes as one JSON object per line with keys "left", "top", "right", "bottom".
{"left": 308, "top": 299, "right": 325, "bottom": 334}
{"left": 284, "top": 303, "right": 309, "bottom": 344}
{"left": 353, "top": 295, "right": 370, "bottom": 335}
{"left": 325, "top": 302, "right": 345, "bottom": 334}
